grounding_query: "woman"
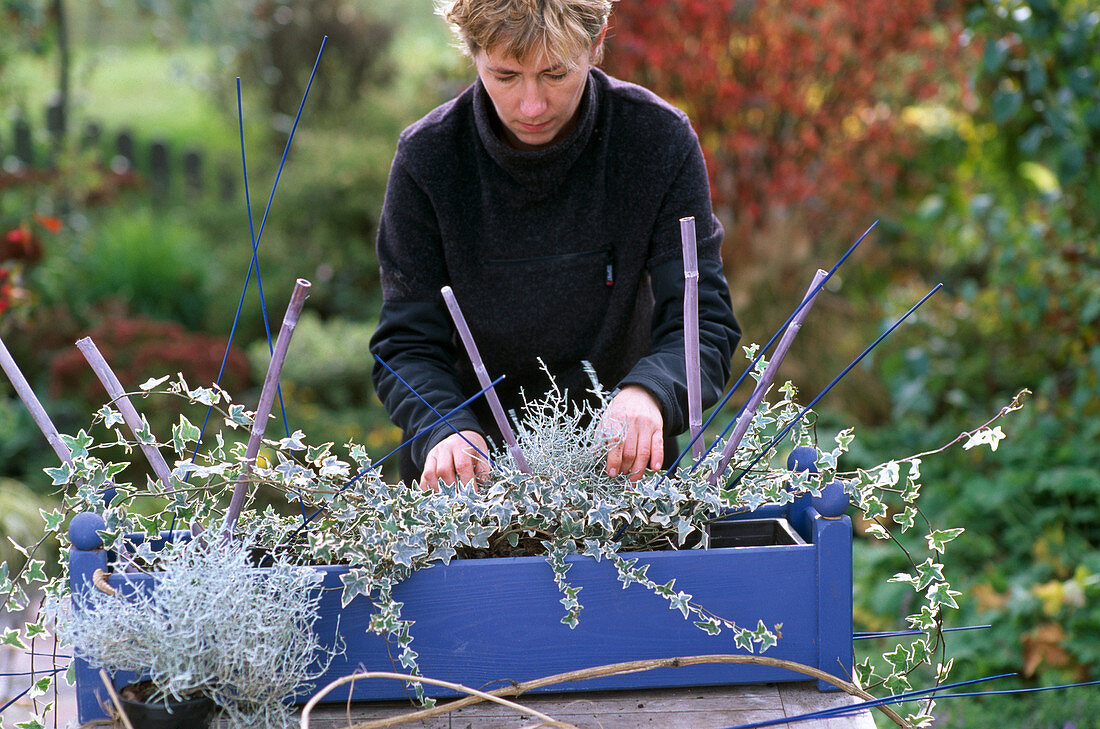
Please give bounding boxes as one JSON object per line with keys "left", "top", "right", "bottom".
{"left": 369, "top": 0, "right": 740, "bottom": 488}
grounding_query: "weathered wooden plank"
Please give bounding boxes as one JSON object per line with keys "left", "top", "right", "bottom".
{"left": 778, "top": 682, "right": 876, "bottom": 729}
{"left": 293, "top": 682, "right": 876, "bottom": 729}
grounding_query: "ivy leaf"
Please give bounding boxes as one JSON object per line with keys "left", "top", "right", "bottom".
{"left": 39, "top": 508, "right": 64, "bottom": 532}
{"left": 398, "top": 647, "right": 419, "bottom": 669}
{"left": 96, "top": 405, "right": 125, "bottom": 429}
{"left": 883, "top": 643, "right": 911, "bottom": 671}
{"left": 733, "top": 628, "right": 755, "bottom": 652}
{"left": 226, "top": 404, "right": 251, "bottom": 427}
{"left": 44, "top": 462, "right": 74, "bottom": 486}
{"left": 278, "top": 430, "right": 308, "bottom": 451}
{"left": 134, "top": 415, "right": 156, "bottom": 445}
{"left": 694, "top": 619, "right": 721, "bottom": 636}
{"left": 926, "top": 582, "right": 961, "bottom": 611}
{"left": 391, "top": 539, "right": 426, "bottom": 568}
{"left": 752, "top": 620, "right": 778, "bottom": 652}
{"left": 883, "top": 671, "right": 913, "bottom": 695}
{"left": 669, "top": 590, "right": 692, "bottom": 618}
{"left": 339, "top": 569, "right": 374, "bottom": 608}
{"left": 2, "top": 627, "right": 27, "bottom": 649}
{"left": 586, "top": 500, "right": 613, "bottom": 531}
{"left": 861, "top": 495, "right": 888, "bottom": 521}
{"left": 892, "top": 506, "right": 917, "bottom": 532}
{"left": 187, "top": 386, "right": 218, "bottom": 406}
{"left": 139, "top": 375, "right": 171, "bottom": 391}
{"left": 865, "top": 523, "right": 892, "bottom": 540}
{"left": 926, "top": 528, "right": 965, "bottom": 554}
{"left": 962, "top": 426, "right": 1005, "bottom": 453}
{"left": 21, "top": 559, "right": 47, "bottom": 584}
{"left": 906, "top": 605, "right": 939, "bottom": 632}
{"left": 915, "top": 559, "right": 946, "bottom": 592}
{"left": 888, "top": 571, "right": 918, "bottom": 587}
{"left": 60, "top": 430, "right": 94, "bottom": 460}
{"left": 172, "top": 416, "right": 201, "bottom": 453}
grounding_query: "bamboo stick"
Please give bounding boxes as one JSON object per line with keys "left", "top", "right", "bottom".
{"left": 224, "top": 278, "right": 311, "bottom": 535}
{"left": 440, "top": 286, "right": 530, "bottom": 474}
{"left": 710, "top": 269, "right": 828, "bottom": 484}
{"left": 76, "top": 337, "right": 175, "bottom": 493}
{"left": 680, "top": 216, "right": 703, "bottom": 461}
{"left": 0, "top": 335, "right": 73, "bottom": 465}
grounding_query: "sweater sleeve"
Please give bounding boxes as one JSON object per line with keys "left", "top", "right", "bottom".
{"left": 369, "top": 153, "right": 485, "bottom": 477}
{"left": 616, "top": 130, "right": 741, "bottom": 435}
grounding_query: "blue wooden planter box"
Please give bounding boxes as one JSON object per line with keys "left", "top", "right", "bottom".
{"left": 69, "top": 490, "right": 852, "bottom": 724}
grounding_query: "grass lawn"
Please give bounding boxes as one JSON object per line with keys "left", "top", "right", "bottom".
{"left": 4, "top": 44, "right": 254, "bottom": 159}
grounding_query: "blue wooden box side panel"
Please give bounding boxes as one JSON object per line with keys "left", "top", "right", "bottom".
{"left": 311, "top": 543, "right": 820, "bottom": 702}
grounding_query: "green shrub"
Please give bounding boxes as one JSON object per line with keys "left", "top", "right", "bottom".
{"left": 35, "top": 203, "right": 213, "bottom": 330}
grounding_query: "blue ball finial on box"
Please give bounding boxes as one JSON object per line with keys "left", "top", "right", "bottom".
{"left": 787, "top": 445, "right": 819, "bottom": 474}
{"left": 814, "top": 480, "right": 850, "bottom": 518}
{"left": 68, "top": 512, "right": 106, "bottom": 551}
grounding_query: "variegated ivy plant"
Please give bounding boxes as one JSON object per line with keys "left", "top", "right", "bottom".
{"left": 0, "top": 351, "right": 1026, "bottom": 729}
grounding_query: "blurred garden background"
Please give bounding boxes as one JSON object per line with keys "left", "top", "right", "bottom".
{"left": 0, "top": 0, "right": 1097, "bottom": 726}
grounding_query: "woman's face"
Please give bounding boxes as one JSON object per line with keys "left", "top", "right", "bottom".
{"left": 474, "top": 43, "right": 595, "bottom": 151}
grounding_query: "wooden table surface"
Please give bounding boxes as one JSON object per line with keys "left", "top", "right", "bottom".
{"left": 293, "top": 682, "right": 878, "bottom": 729}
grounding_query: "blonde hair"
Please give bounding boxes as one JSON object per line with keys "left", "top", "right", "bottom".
{"left": 437, "top": 0, "right": 613, "bottom": 67}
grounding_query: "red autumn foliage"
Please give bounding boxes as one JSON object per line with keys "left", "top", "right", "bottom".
{"left": 0, "top": 226, "right": 44, "bottom": 263}
{"left": 603, "top": 0, "right": 969, "bottom": 249}
{"left": 49, "top": 314, "right": 253, "bottom": 413}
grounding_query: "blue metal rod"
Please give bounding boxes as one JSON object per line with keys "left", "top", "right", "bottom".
{"left": 290, "top": 374, "right": 506, "bottom": 534}
{"left": 853, "top": 624, "right": 991, "bottom": 640}
{"left": 373, "top": 354, "right": 498, "bottom": 471}
{"left": 0, "top": 665, "right": 70, "bottom": 677}
{"left": 811, "top": 677, "right": 1100, "bottom": 724}
{"left": 0, "top": 666, "right": 68, "bottom": 715}
{"left": 716, "top": 672, "right": 1016, "bottom": 729}
{"left": 663, "top": 220, "right": 879, "bottom": 480}
{"left": 725, "top": 283, "right": 942, "bottom": 489}
{"left": 185, "top": 41, "right": 326, "bottom": 523}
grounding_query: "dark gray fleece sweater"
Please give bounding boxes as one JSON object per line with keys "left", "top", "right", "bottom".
{"left": 369, "top": 67, "right": 740, "bottom": 482}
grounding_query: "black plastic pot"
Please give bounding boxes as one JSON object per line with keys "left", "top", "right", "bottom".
{"left": 117, "top": 693, "right": 215, "bottom": 729}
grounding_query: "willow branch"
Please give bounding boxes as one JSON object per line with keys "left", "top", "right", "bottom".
{"left": 299, "top": 671, "right": 577, "bottom": 729}
{"left": 328, "top": 655, "right": 909, "bottom": 729}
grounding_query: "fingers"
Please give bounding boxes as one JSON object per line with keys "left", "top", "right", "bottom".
{"left": 418, "top": 431, "right": 489, "bottom": 491}
{"left": 649, "top": 427, "right": 664, "bottom": 472}
{"left": 602, "top": 385, "right": 664, "bottom": 481}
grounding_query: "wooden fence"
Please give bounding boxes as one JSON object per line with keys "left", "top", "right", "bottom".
{"left": 0, "top": 100, "right": 233, "bottom": 204}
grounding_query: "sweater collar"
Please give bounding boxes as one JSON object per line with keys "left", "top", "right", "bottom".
{"left": 473, "top": 69, "right": 599, "bottom": 190}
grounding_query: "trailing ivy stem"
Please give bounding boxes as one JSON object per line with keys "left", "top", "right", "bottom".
{"left": 224, "top": 278, "right": 311, "bottom": 536}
